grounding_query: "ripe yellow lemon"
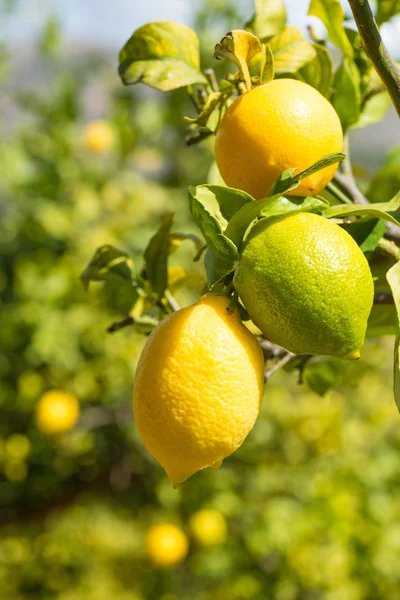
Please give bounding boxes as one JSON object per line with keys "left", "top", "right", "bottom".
{"left": 215, "top": 79, "right": 343, "bottom": 198}
{"left": 133, "top": 294, "right": 265, "bottom": 487}
{"left": 82, "top": 120, "right": 115, "bottom": 154}
{"left": 189, "top": 509, "right": 227, "bottom": 546}
{"left": 35, "top": 390, "right": 80, "bottom": 435}
{"left": 145, "top": 523, "right": 188, "bottom": 567}
{"left": 233, "top": 212, "right": 374, "bottom": 359}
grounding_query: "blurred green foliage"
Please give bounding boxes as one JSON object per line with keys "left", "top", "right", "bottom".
{"left": 0, "top": 3, "right": 399, "bottom": 600}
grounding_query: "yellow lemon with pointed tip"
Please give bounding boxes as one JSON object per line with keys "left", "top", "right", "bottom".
{"left": 133, "top": 294, "right": 265, "bottom": 487}
{"left": 35, "top": 390, "right": 80, "bottom": 435}
{"left": 234, "top": 212, "right": 374, "bottom": 359}
{"left": 189, "top": 509, "right": 227, "bottom": 546}
{"left": 215, "top": 79, "right": 343, "bottom": 198}
{"left": 82, "top": 120, "right": 115, "bottom": 154}
{"left": 145, "top": 523, "right": 188, "bottom": 567}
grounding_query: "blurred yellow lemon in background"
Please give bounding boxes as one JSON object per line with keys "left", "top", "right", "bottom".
{"left": 215, "top": 78, "right": 343, "bottom": 198}
{"left": 189, "top": 509, "right": 227, "bottom": 546}
{"left": 146, "top": 523, "right": 188, "bottom": 567}
{"left": 133, "top": 294, "right": 265, "bottom": 487}
{"left": 82, "top": 120, "right": 115, "bottom": 154}
{"left": 35, "top": 390, "right": 80, "bottom": 435}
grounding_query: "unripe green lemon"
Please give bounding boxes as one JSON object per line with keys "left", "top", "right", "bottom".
{"left": 233, "top": 212, "right": 374, "bottom": 359}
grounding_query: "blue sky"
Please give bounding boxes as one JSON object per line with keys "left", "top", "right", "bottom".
{"left": 3, "top": 0, "right": 400, "bottom": 57}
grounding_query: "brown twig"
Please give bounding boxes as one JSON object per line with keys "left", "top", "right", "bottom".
{"left": 107, "top": 316, "right": 134, "bottom": 333}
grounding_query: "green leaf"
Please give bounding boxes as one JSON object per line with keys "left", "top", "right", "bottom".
{"left": 144, "top": 213, "right": 174, "bottom": 299}
{"left": 187, "top": 185, "right": 239, "bottom": 262}
{"left": 204, "top": 248, "right": 236, "bottom": 289}
{"left": 118, "top": 22, "right": 207, "bottom": 91}
{"left": 259, "top": 195, "right": 329, "bottom": 218}
{"left": 224, "top": 154, "right": 344, "bottom": 249}
{"left": 304, "top": 359, "right": 343, "bottom": 397}
{"left": 340, "top": 219, "right": 386, "bottom": 253}
{"left": 268, "top": 26, "right": 316, "bottom": 74}
{"left": 259, "top": 43, "right": 274, "bottom": 83}
{"left": 331, "top": 57, "right": 361, "bottom": 131}
{"left": 386, "top": 261, "right": 400, "bottom": 410}
{"left": 271, "top": 153, "right": 345, "bottom": 195}
{"left": 376, "top": 0, "right": 400, "bottom": 25}
{"left": 308, "top": 0, "right": 354, "bottom": 57}
{"left": 193, "top": 184, "right": 254, "bottom": 222}
{"left": 103, "top": 278, "right": 139, "bottom": 315}
{"left": 224, "top": 192, "right": 284, "bottom": 248}
{"left": 80, "top": 245, "right": 134, "bottom": 291}
{"left": 324, "top": 191, "right": 400, "bottom": 225}
{"left": 355, "top": 90, "right": 391, "bottom": 129}
{"left": 245, "top": 0, "right": 287, "bottom": 40}
{"left": 296, "top": 43, "right": 333, "bottom": 97}
{"left": 214, "top": 29, "right": 262, "bottom": 91}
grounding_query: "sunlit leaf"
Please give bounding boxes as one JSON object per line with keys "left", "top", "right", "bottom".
{"left": 331, "top": 57, "right": 361, "bottom": 131}
{"left": 259, "top": 43, "right": 274, "bottom": 83}
{"left": 356, "top": 90, "right": 391, "bottom": 129}
{"left": 271, "top": 153, "right": 345, "bottom": 195}
{"left": 187, "top": 185, "right": 239, "bottom": 261}
{"left": 245, "top": 0, "right": 287, "bottom": 40}
{"left": 297, "top": 43, "right": 333, "bottom": 97}
{"left": 119, "top": 21, "right": 207, "bottom": 91}
{"left": 268, "top": 26, "right": 316, "bottom": 74}
{"left": 308, "top": 0, "right": 354, "bottom": 57}
{"left": 324, "top": 191, "right": 400, "bottom": 225}
{"left": 259, "top": 195, "right": 328, "bottom": 218}
{"left": 376, "top": 0, "right": 400, "bottom": 25}
{"left": 214, "top": 29, "right": 262, "bottom": 90}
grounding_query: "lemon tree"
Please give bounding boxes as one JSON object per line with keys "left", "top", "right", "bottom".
{"left": 78, "top": 0, "right": 400, "bottom": 488}
{"left": 3, "top": 0, "right": 400, "bottom": 598}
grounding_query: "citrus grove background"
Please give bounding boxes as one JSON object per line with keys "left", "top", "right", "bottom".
{"left": 1, "top": 0, "right": 400, "bottom": 599}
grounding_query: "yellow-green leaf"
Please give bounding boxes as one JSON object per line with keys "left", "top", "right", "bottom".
{"left": 118, "top": 21, "right": 207, "bottom": 91}
{"left": 260, "top": 44, "right": 274, "bottom": 83}
{"left": 246, "top": 0, "right": 287, "bottom": 40}
{"left": 214, "top": 29, "right": 262, "bottom": 91}
{"left": 296, "top": 43, "right": 333, "bottom": 97}
{"left": 268, "top": 26, "right": 316, "bottom": 74}
{"left": 308, "top": 0, "right": 354, "bottom": 58}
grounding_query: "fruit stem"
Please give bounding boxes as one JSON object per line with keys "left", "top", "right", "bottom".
{"left": 165, "top": 289, "right": 181, "bottom": 312}
{"left": 204, "top": 68, "right": 219, "bottom": 92}
{"left": 348, "top": 0, "right": 400, "bottom": 118}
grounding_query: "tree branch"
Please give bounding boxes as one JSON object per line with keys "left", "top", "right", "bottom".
{"left": 348, "top": 0, "right": 400, "bottom": 118}
{"left": 264, "top": 351, "right": 295, "bottom": 382}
